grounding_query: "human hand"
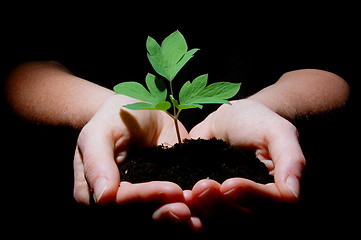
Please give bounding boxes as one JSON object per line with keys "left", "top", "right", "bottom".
{"left": 73, "top": 94, "right": 202, "bottom": 229}
{"left": 189, "top": 99, "right": 306, "bottom": 215}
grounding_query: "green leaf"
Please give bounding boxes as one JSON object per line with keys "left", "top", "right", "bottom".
{"left": 169, "top": 95, "right": 180, "bottom": 108}
{"left": 177, "top": 103, "right": 203, "bottom": 110}
{"left": 170, "top": 95, "right": 201, "bottom": 110}
{"left": 113, "top": 73, "right": 169, "bottom": 110}
{"left": 161, "top": 30, "right": 188, "bottom": 66}
{"left": 145, "top": 73, "right": 167, "bottom": 102}
{"left": 173, "top": 48, "right": 199, "bottom": 79}
{"left": 146, "top": 30, "right": 199, "bottom": 81}
{"left": 202, "top": 82, "right": 241, "bottom": 100}
{"left": 185, "top": 97, "right": 230, "bottom": 105}
{"left": 113, "top": 81, "right": 154, "bottom": 103}
{"left": 123, "top": 102, "right": 153, "bottom": 110}
{"left": 151, "top": 101, "right": 172, "bottom": 111}
{"left": 179, "top": 74, "right": 208, "bottom": 103}
{"left": 123, "top": 101, "right": 171, "bottom": 111}
{"left": 179, "top": 74, "right": 241, "bottom": 106}
{"left": 146, "top": 36, "right": 160, "bottom": 55}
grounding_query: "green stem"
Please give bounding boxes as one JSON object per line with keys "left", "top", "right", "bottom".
{"left": 173, "top": 115, "right": 182, "bottom": 146}
{"left": 170, "top": 81, "right": 175, "bottom": 97}
{"left": 169, "top": 82, "right": 183, "bottom": 147}
{"left": 165, "top": 109, "right": 183, "bottom": 147}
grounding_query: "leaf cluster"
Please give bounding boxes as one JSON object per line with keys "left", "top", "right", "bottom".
{"left": 146, "top": 31, "right": 199, "bottom": 82}
{"left": 114, "top": 30, "right": 241, "bottom": 113}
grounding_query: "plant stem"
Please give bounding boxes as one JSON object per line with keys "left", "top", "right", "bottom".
{"left": 164, "top": 109, "right": 182, "bottom": 147}
{"left": 170, "top": 81, "right": 175, "bottom": 97}
{"left": 169, "top": 82, "right": 183, "bottom": 147}
{"left": 173, "top": 115, "right": 182, "bottom": 146}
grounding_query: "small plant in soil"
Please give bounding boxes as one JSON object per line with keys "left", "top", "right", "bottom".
{"left": 113, "top": 30, "right": 274, "bottom": 189}
{"left": 114, "top": 30, "right": 240, "bottom": 145}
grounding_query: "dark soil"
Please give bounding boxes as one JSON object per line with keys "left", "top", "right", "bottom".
{"left": 119, "top": 138, "right": 274, "bottom": 190}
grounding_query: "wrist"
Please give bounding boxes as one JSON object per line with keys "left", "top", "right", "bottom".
{"left": 225, "top": 98, "right": 271, "bottom": 112}
{"left": 247, "top": 92, "right": 293, "bottom": 120}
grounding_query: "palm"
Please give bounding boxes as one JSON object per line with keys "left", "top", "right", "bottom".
{"left": 74, "top": 95, "right": 189, "bottom": 204}
{"left": 189, "top": 99, "right": 306, "bottom": 212}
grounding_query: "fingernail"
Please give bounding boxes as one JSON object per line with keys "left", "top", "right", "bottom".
{"left": 197, "top": 188, "right": 211, "bottom": 198}
{"left": 223, "top": 187, "right": 237, "bottom": 196}
{"left": 152, "top": 209, "right": 181, "bottom": 223}
{"left": 93, "top": 177, "right": 109, "bottom": 203}
{"left": 116, "top": 151, "right": 127, "bottom": 164}
{"left": 286, "top": 175, "right": 300, "bottom": 198}
{"left": 168, "top": 211, "right": 181, "bottom": 223}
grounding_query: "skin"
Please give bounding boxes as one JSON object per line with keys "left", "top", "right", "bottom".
{"left": 5, "top": 60, "right": 200, "bottom": 229}
{"left": 5, "top": 61, "right": 350, "bottom": 231}
{"left": 189, "top": 69, "right": 350, "bottom": 216}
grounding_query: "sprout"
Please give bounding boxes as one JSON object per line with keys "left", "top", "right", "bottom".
{"left": 114, "top": 30, "right": 241, "bottom": 145}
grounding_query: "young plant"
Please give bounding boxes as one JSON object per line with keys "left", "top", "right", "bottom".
{"left": 114, "top": 30, "right": 241, "bottom": 145}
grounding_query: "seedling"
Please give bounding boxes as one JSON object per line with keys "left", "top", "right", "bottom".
{"left": 114, "top": 30, "right": 241, "bottom": 145}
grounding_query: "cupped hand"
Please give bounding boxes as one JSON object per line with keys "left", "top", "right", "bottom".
{"left": 73, "top": 94, "right": 202, "bottom": 229}
{"left": 189, "top": 99, "right": 306, "bottom": 214}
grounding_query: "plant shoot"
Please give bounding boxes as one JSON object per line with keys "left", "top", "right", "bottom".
{"left": 114, "top": 30, "right": 241, "bottom": 145}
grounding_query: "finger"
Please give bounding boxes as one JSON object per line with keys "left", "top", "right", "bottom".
{"left": 157, "top": 117, "right": 190, "bottom": 145}
{"left": 191, "top": 179, "right": 252, "bottom": 218}
{"left": 256, "top": 148, "right": 275, "bottom": 174}
{"left": 191, "top": 179, "right": 221, "bottom": 201}
{"left": 152, "top": 202, "right": 191, "bottom": 223}
{"left": 189, "top": 118, "right": 214, "bottom": 140}
{"left": 190, "top": 179, "right": 231, "bottom": 217}
{"left": 221, "top": 178, "right": 281, "bottom": 212}
{"left": 188, "top": 216, "right": 203, "bottom": 232}
{"left": 267, "top": 127, "right": 306, "bottom": 202}
{"left": 182, "top": 189, "right": 193, "bottom": 204}
{"left": 182, "top": 190, "right": 204, "bottom": 232}
{"left": 152, "top": 202, "right": 203, "bottom": 232}
{"left": 73, "top": 145, "right": 91, "bottom": 204}
{"left": 116, "top": 181, "right": 184, "bottom": 204}
{"left": 77, "top": 125, "right": 120, "bottom": 204}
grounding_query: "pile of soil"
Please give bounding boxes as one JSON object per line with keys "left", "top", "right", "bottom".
{"left": 119, "top": 138, "right": 274, "bottom": 190}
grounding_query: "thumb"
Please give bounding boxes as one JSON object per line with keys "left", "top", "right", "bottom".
{"left": 268, "top": 129, "right": 306, "bottom": 203}
{"left": 189, "top": 118, "right": 214, "bottom": 140}
{"left": 77, "top": 125, "right": 121, "bottom": 204}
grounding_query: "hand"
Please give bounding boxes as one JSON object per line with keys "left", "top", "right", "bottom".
{"left": 189, "top": 99, "right": 306, "bottom": 215}
{"left": 73, "top": 94, "right": 201, "bottom": 229}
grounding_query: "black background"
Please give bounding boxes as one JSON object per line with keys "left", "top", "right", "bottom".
{"left": 1, "top": 2, "right": 360, "bottom": 238}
